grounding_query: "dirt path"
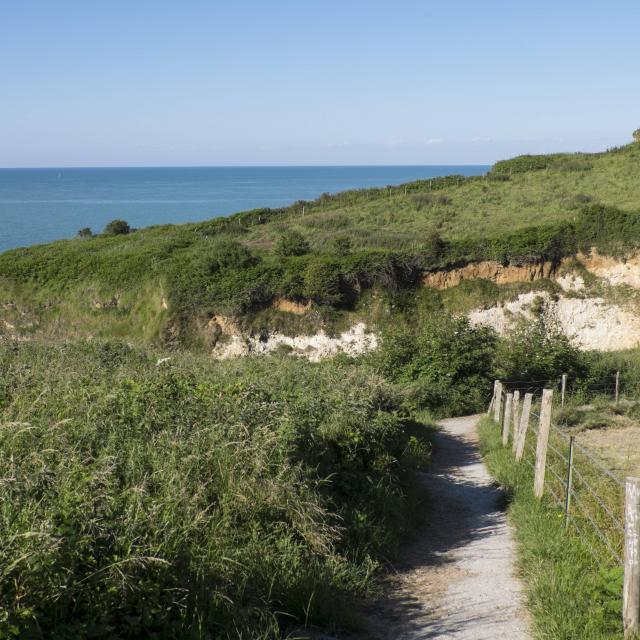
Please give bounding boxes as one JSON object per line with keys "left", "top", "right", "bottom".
{"left": 355, "top": 414, "right": 531, "bottom": 640}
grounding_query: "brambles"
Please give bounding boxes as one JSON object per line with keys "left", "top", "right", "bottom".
{"left": 370, "top": 316, "right": 497, "bottom": 416}
{"left": 202, "top": 239, "right": 258, "bottom": 273}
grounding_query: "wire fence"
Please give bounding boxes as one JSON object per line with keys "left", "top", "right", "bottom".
{"left": 492, "top": 375, "right": 628, "bottom": 567}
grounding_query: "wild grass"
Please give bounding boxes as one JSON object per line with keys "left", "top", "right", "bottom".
{"left": 0, "top": 340, "right": 433, "bottom": 639}
{"left": 478, "top": 417, "right": 623, "bottom": 639}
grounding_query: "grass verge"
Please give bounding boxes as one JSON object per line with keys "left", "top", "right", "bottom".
{"left": 477, "top": 416, "right": 623, "bottom": 640}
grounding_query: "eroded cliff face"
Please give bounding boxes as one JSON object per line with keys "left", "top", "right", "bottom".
{"left": 420, "top": 250, "right": 640, "bottom": 291}
{"left": 577, "top": 250, "right": 640, "bottom": 288}
{"left": 211, "top": 322, "right": 378, "bottom": 361}
{"left": 468, "top": 291, "right": 640, "bottom": 351}
{"left": 422, "top": 260, "right": 556, "bottom": 289}
{"left": 206, "top": 249, "right": 640, "bottom": 358}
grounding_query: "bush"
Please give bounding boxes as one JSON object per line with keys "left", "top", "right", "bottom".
{"left": 201, "top": 239, "right": 258, "bottom": 274}
{"left": 275, "top": 230, "right": 310, "bottom": 257}
{"left": 76, "top": 227, "right": 93, "bottom": 238}
{"left": 303, "top": 260, "right": 344, "bottom": 305}
{"left": 634, "top": 129, "right": 640, "bottom": 143}
{"left": 333, "top": 236, "right": 352, "bottom": 257}
{"left": 497, "top": 315, "right": 587, "bottom": 384}
{"left": 370, "top": 316, "right": 497, "bottom": 416}
{"left": 103, "top": 219, "right": 131, "bottom": 235}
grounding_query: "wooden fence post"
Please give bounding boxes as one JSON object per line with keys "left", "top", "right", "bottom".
{"left": 564, "top": 436, "right": 575, "bottom": 528}
{"left": 514, "top": 393, "right": 533, "bottom": 459}
{"left": 512, "top": 390, "right": 521, "bottom": 437}
{"left": 624, "top": 477, "right": 640, "bottom": 638}
{"left": 616, "top": 371, "right": 621, "bottom": 406}
{"left": 561, "top": 374, "right": 567, "bottom": 407}
{"left": 494, "top": 382, "right": 503, "bottom": 423}
{"left": 487, "top": 380, "right": 499, "bottom": 416}
{"left": 502, "top": 392, "right": 513, "bottom": 447}
{"left": 534, "top": 389, "right": 554, "bottom": 498}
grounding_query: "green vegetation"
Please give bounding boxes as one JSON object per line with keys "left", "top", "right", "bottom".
{"left": 478, "top": 417, "right": 622, "bottom": 639}
{"left": 369, "top": 316, "right": 497, "bottom": 416}
{"left": 104, "top": 219, "right": 131, "bottom": 235}
{"left": 0, "top": 341, "right": 433, "bottom": 639}
{"left": 3, "top": 139, "right": 640, "bottom": 637}
{"left": 1, "top": 142, "right": 640, "bottom": 346}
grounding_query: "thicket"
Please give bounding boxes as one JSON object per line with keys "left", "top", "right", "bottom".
{"left": 0, "top": 341, "right": 432, "bottom": 639}
{"left": 368, "top": 316, "right": 497, "bottom": 416}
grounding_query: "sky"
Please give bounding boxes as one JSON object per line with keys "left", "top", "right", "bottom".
{"left": 1, "top": 0, "right": 639, "bottom": 167}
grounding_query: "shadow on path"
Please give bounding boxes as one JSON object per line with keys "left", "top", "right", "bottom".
{"left": 351, "top": 415, "right": 530, "bottom": 640}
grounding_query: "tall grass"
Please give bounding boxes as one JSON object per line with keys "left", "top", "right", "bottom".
{"left": 0, "top": 341, "right": 432, "bottom": 639}
{"left": 478, "top": 417, "right": 622, "bottom": 639}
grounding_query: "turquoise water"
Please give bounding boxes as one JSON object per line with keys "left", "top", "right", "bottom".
{"left": 0, "top": 165, "right": 488, "bottom": 252}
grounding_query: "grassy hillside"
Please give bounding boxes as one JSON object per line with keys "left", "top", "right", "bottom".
{"left": 1, "top": 141, "right": 639, "bottom": 346}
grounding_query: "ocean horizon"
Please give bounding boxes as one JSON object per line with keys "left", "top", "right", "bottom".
{"left": 0, "top": 165, "right": 489, "bottom": 253}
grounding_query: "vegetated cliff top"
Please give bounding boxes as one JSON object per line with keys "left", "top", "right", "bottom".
{"left": 0, "top": 141, "right": 639, "bottom": 327}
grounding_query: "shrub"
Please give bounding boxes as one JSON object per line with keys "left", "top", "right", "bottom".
{"left": 76, "top": 227, "right": 93, "bottom": 238}
{"left": 497, "top": 315, "right": 586, "bottom": 384}
{"left": 303, "top": 261, "right": 343, "bottom": 305}
{"left": 103, "top": 219, "right": 131, "bottom": 235}
{"left": 201, "top": 239, "right": 258, "bottom": 274}
{"left": 370, "top": 316, "right": 498, "bottom": 416}
{"left": 333, "top": 236, "right": 352, "bottom": 257}
{"left": 634, "top": 129, "right": 640, "bottom": 143}
{"left": 276, "top": 230, "right": 310, "bottom": 257}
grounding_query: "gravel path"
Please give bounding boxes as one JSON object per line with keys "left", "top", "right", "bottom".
{"left": 354, "top": 414, "right": 532, "bottom": 640}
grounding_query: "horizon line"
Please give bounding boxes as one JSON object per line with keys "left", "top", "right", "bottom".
{"left": 0, "top": 162, "right": 493, "bottom": 171}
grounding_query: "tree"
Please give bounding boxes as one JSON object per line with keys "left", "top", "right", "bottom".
{"left": 77, "top": 227, "right": 93, "bottom": 239}
{"left": 275, "top": 230, "right": 310, "bottom": 257}
{"left": 634, "top": 129, "right": 640, "bottom": 143}
{"left": 103, "top": 219, "right": 131, "bottom": 235}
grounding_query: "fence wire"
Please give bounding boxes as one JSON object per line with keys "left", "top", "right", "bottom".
{"left": 495, "top": 383, "right": 626, "bottom": 569}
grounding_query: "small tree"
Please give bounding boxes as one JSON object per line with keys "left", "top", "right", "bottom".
{"left": 77, "top": 227, "right": 93, "bottom": 239}
{"left": 275, "top": 230, "right": 310, "bottom": 257}
{"left": 103, "top": 219, "right": 131, "bottom": 235}
{"left": 634, "top": 129, "right": 640, "bottom": 143}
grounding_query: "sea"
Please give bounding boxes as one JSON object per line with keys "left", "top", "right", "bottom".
{"left": 0, "top": 165, "right": 489, "bottom": 253}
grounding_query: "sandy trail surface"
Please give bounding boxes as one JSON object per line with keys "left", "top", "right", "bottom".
{"left": 352, "top": 414, "right": 532, "bottom": 640}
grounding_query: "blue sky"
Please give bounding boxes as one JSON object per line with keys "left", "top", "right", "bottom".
{"left": 1, "top": 0, "right": 639, "bottom": 167}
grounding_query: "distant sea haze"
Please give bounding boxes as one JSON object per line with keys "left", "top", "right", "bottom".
{"left": 0, "top": 165, "right": 489, "bottom": 253}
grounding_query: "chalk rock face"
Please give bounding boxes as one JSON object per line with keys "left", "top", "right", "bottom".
{"left": 469, "top": 291, "right": 640, "bottom": 351}
{"left": 212, "top": 322, "right": 378, "bottom": 361}
{"left": 578, "top": 250, "right": 640, "bottom": 289}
